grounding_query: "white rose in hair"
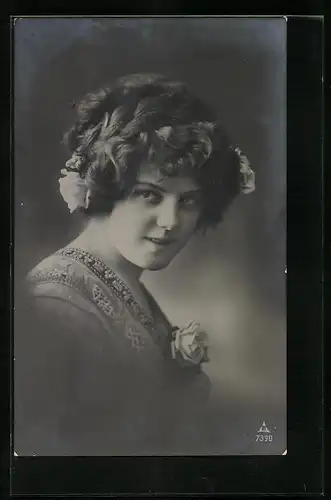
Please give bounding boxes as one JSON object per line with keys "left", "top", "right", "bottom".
{"left": 171, "top": 320, "right": 209, "bottom": 367}
{"left": 59, "top": 171, "right": 88, "bottom": 213}
{"left": 234, "top": 146, "right": 256, "bottom": 194}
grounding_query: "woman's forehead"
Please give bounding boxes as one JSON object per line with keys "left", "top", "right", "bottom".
{"left": 135, "top": 164, "right": 200, "bottom": 194}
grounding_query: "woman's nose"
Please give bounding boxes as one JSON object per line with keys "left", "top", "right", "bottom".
{"left": 156, "top": 197, "right": 179, "bottom": 231}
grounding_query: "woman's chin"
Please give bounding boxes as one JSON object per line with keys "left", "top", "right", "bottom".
{"left": 142, "top": 256, "right": 173, "bottom": 271}
{"left": 146, "top": 261, "right": 170, "bottom": 271}
{"left": 124, "top": 248, "right": 179, "bottom": 271}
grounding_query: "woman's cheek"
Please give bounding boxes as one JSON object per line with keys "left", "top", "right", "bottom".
{"left": 181, "top": 209, "right": 200, "bottom": 234}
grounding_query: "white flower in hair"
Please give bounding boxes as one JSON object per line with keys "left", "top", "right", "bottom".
{"left": 59, "top": 171, "right": 88, "bottom": 213}
{"left": 59, "top": 153, "right": 89, "bottom": 213}
{"left": 234, "top": 146, "right": 256, "bottom": 194}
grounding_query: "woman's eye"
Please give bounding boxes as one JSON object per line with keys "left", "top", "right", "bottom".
{"left": 181, "top": 197, "right": 193, "bottom": 205}
{"left": 179, "top": 196, "right": 200, "bottom": 208}
{"left": 136, "top": 190, "right": 161, "bottom": 204}
{"left": 141, "top": 191, "right": 154, "bottom": 199}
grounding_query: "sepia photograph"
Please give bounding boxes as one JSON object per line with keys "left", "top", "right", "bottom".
{"left": 13, "top": 16, "right": 287, "bottom": 456}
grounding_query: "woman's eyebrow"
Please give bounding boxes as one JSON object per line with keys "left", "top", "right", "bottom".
{"left": 180, "top": 189, "right": 203, "bottom": 198}
{"left": 134, "top": 182, "right": 202, "bottom": 196}
{"left": 134, "top": 182, "right": 166, "bottom": 193}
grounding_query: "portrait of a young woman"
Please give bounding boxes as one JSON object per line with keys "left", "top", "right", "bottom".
{"left": 14, "top": 18, "right": 286, "bottom": 457}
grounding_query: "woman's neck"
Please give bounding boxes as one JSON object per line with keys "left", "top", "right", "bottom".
{"left": 67, "top": 224, "right": 143, "bottom": 287}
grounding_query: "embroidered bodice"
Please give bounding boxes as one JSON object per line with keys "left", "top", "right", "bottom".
{"left": 27, "top": 247, "right": 173, "bottom": 361}
{"left": 15, "top": 247, "right": 211, "bottom": 456}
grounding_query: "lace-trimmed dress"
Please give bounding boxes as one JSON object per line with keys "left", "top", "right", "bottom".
{"left": 14, "top": 247, "right": 211, "bottom": 456}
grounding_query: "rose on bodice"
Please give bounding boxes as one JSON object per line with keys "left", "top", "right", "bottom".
{"left": 170, "top": 320, "right": 209, "bottom": 367}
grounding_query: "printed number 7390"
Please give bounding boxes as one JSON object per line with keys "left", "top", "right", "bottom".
{"left": 256, "top": 434, "right": 273, "bottom": 442}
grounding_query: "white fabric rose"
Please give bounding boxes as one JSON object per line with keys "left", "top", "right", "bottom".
{"left": 234, "top": 146, "right": 256, "bottom": 194}
{"left": 59, "top": 171, "right": 88, "bottom": 213}
{"left": 171, "top": 320, "right": 209, "bottom": 367}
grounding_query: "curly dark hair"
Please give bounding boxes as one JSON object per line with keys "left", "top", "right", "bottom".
{"left": 63, "top": 73, "right": 243, "bottom": 229}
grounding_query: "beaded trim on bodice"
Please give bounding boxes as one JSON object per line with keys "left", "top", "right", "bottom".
{"left": 56, "top": 247, "right": 154, "bottom": 329}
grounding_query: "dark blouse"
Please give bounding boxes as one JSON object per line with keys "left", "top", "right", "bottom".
{"left": 14, "top": 247, "right": 211, "bottom": 456}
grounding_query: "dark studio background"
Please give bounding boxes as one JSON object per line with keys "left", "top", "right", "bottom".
{"left": 14, "top": 17, "right": 287, "bottom": 454}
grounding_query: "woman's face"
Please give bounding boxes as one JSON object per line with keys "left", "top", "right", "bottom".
{"left": 102, "top": 164, "right": 202, "bottom": 270}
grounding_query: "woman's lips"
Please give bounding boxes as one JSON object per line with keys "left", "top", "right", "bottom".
{"left": 144, "top": 236, "right": 175, "bottom": 246}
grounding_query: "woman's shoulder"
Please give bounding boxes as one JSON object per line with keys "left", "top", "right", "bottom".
{"left": 18, "top": 251, "right": 116, "bottom": 350}
{"left": 25, "top": 249, "right": 101, "bottom": 317}
{"left": 24, "top": 249, "right": 127, "bottom": 328}
{"left": 27, "top": 249, "right": 83, "bottom": 286}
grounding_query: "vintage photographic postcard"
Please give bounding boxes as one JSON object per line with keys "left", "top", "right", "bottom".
{"left": 13, "top": 16, "right": 287, "bottom": 457}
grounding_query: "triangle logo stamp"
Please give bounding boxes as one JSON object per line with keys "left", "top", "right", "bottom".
{"left": 258, "top": 421, "right": 271, "bottom": 433}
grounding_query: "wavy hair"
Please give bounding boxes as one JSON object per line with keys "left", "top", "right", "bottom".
{"left": 63, "top": 73, "right": 245, "bottom": 229}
